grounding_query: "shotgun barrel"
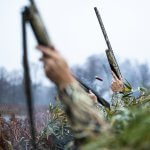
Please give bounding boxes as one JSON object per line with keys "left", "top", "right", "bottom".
{"left": 94, "top": 7, "right": 123, "bottom": 80}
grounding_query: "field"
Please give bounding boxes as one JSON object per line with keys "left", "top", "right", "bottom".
{"left": 0, "top": 104, "right": 53, "bottom": 150}
{"left": 0, "top": 89, "right": 150, "bottom": 150}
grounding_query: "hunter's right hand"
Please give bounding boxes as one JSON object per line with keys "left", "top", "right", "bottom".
{"left": 111, "top": 71, "right": 124, "bottom": 92}
{"left": 37, "top": 46, "right": 75, "bottom": 90}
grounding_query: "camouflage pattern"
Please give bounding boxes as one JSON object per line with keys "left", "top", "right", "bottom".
{"left": 59, "top": 82, "right": 110, "bottom": 144}
{"left": 38, "top": 82, "right": 110, "bottom": 149}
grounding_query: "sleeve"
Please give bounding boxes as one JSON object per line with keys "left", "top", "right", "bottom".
{"left": 58, "top": 82, "right": 109, "bottom": 139}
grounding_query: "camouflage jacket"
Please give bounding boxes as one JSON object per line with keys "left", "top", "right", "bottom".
{"left": 59, "top": 82, "right": 109, "bottom": 149}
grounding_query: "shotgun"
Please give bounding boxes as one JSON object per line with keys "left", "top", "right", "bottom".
{"left": 94, "top": 7, "right": 122, "bottom": 80}
{"left": 94, "top": 7, "right": 132, "bottom": 94}
{"left": 23, "top": 1, "right": 110, "bottom": 108}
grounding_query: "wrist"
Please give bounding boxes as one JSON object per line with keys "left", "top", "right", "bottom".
{"left": 58, "top": 75, "right": 76, "bottom": 90}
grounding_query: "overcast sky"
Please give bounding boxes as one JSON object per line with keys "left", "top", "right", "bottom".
{"left": 0, "top": 0, "right": 150, "bottom": 71}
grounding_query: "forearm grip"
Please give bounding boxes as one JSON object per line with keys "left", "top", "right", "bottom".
{"left": 25, "top": 4, "right": 53, "bottom": 47}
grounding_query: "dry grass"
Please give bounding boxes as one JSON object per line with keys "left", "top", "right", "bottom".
{"left": 0, "top": 105, "right": 53, "bottom": 150}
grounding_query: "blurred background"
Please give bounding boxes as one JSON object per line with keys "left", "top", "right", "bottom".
{"left": 0, "top": 0, "right": 150, "bottom": 107}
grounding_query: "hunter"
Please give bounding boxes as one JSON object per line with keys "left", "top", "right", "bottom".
{"left": 37, "top": 45, "right": 110, "bottom": 149}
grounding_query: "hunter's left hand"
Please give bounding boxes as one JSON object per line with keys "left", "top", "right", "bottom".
{"left": 37, "top": 46, "right": 75, "bottom": 89}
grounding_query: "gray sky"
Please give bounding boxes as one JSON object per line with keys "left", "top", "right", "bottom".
{"left": 0, "top": 0, "right": 150, "bottom": 71}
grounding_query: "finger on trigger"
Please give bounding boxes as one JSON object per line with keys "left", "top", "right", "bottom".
{"left": 89, "top": 90, "right": 92, "bottom": 94}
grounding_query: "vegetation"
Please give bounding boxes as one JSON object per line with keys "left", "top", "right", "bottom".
{"left": 0, "top": 55, "right": 150, "bottom": 149}
{"left": 82, "top": 89, "right": 150, "bottom": 150}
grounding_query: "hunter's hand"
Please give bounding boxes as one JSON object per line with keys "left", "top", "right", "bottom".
{"left": 88, "top": 90, "right": 98, "bottom": 104}
{"left": 37, "top": 46, "right": 75, "bottom": 89}
{"left": 111, "top": 71, "right": 124, "bottom": 92}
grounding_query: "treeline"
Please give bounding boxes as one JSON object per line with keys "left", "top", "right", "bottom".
{"left": 0, "top": 54, "right": 150, "bottom": 104}
{"left": 0, "top": 65, "right": 57, "bottom": 105}
{"left": 73, "top": 54, "right": 150, "bottom": 99}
